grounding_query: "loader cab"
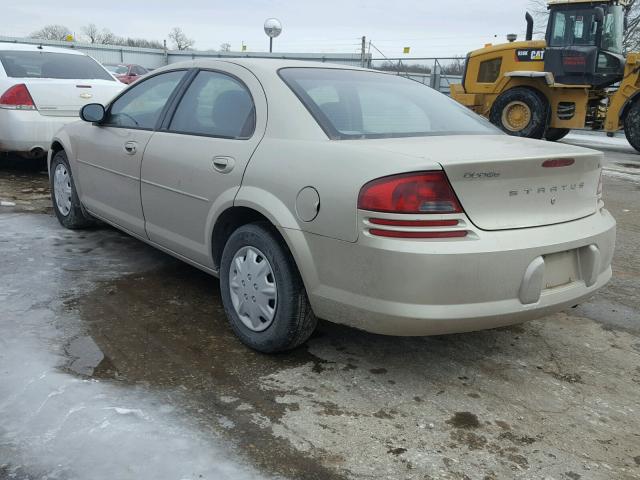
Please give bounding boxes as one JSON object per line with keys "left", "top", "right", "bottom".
{"left": 544, "top": 2, "right": 625, "bottom": 88}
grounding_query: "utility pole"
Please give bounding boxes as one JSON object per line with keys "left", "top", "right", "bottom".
{"left": 163, "top": 39, "right": 168, "bottom": 65}
{"left": 361, "top": 36, "right": 366, "bottom": 68}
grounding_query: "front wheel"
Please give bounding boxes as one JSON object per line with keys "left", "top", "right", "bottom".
{"left": 545, "top": 128, "right": 570, "bottom": 142}
{"left": 490, "top": 87, "right": 549, "bottom": 139}
{"left": 219, "top": 222, "right": 317, "bottom": 353}
{"left": 50, "top": 151, "right": 94, "bottom": 229}
{"left": 624, "top": 101, "right": 640, "bottom": 153}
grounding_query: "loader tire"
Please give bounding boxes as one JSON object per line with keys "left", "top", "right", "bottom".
{"left": 490, "top": 88, "right": 549, "bottom": 139}
{"left": 545, "top": 128, "right": 570, "bottom": 142}
{"left": 624, "top": 100, "right": 640, "bottom": 154}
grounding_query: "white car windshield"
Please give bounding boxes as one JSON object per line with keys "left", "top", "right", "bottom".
{"left": 279, "top": 68, "right": 499, "bottom": 140}
{"left": 0, "top": 51, "right": 114, "bottom": 81}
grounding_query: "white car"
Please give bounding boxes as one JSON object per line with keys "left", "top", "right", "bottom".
{"left": 0, "top": 43, "right": 123, "bottom": 158}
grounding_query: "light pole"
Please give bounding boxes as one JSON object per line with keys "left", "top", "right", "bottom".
{"left": 264, "top": 18, "right": 282, "bottom": 53}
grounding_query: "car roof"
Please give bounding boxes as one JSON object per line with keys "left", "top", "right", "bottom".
{"left": 155, "top": 57, "right": 367, "bottom": 75}
{"left": 0, "top": 42, "right": 86, "bottom": 56}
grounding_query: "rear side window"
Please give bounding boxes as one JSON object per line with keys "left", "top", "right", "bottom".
{"left": 0, "top": 51, "right": 114, "bottom": 80}
{"left": 105, "top": 70, "right": 186, "bottom": 129}
{"left": 280, "top": 68, "right": 498, "bottom": 140}
{"left": 169, "top": 71, "right": 255, "bottom": 139}
{"left": 477, "top": 58, "right": 502, "bottom": 83}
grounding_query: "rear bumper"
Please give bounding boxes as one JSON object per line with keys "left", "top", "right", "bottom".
{"left": 0, "top": 109, "right": 77, "bottom": 154}
{"left": 287, "top": 209, "right": 616, "bottom": 336}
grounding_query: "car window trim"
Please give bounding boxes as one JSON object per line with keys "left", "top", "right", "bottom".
{"left": 99, "top": 68, "right": 195, "bottom": 132}
{"left": 158, "top": 67, "right": 257, "bottom": 141}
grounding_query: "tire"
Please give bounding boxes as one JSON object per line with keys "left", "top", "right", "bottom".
{"left": 219, "top": 222, "right": 317, "bottom": 353}
{"left": 490, "top": 87, "right": 549, "bottom": 139}
{"left": 545, "top": 128, "right": 570, "bottom": 142}
{"left": 50, "top": 150, "right": 94, "bottom": 229}
{"left": 624, "top": 100, "right": 640, "bottom": 153}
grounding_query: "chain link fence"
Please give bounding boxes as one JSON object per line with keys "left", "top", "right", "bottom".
{"left": 0, "top": 36, "right": 369, "bottom": 69}
{"left": 0, "top": 36, "right": 466, "bottom": 94}
{"left": 369, "top": 57, "right": 466, "bottom": 94}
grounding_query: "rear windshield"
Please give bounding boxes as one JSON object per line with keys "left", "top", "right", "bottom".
{"left": 279, "top": 68, "right": 498, "bottom": 140}
{"left": 0, "top": 51, "right": 114, "bottom": 81}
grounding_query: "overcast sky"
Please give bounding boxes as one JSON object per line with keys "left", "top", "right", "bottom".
{"left": 4, "top": 0, "right": 538, "bottom": 57}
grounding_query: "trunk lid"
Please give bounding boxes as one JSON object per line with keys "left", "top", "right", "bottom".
{"left": 23, "top": 79, "right": 124, "bottom": 117}
{"left": 356, "top": 135, "right": 602, "bottom": 231}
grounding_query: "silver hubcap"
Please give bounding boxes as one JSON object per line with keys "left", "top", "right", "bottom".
{"left": 229, "top": 246, "right": 277, "bottom": 332}
{"left": 53, "top": 163, "right": 72, "bottom": 216}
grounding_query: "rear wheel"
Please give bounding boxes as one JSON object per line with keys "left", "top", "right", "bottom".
{"left": 490, "top": 87, "right": 549, "bottom": 139}
{"left": 50, "top": 151, "right": 94, "bottom": 229}
{"left": 545, "top": 128, "right": 570, "bottom": 142}
{"left": 624, "top": 100, "right": 640, "bottom": 153}
{"left": 219, "top": 222, "right": 317, "bottom": 353}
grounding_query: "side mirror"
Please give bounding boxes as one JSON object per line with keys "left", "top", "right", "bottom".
{"left": 80, "top": 103, "right": 105, "bottom": 123}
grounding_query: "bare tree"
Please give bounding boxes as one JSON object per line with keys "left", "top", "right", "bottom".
{"left": 30, "top": 24, "right": 72, "bottom": 41}
{"left": 624, "top": 0, "right": 640, "bottom": 52}
{"left": 168, "top": 27, "right": 194, "bottom": 50}
{"left": 442, "top": 56, "right": 466, "bottom": 75}
{"left": 82, "top": 23, "right": 100, "bottom": 43}
{"left": 100, "top": 30, "right": 118, "bottom": 45}
{"left": 220, "top": 42, "right": 231, "bottom": 52}
{"left": 527, "top": 0, "right": 549, "bottom": 37}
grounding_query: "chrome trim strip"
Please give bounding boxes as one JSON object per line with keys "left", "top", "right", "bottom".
{"left": 141, "top": 178, "right": 209, "bottom": 203}
{"left": 77, "top": 158, "right": 139, "bottom": 181}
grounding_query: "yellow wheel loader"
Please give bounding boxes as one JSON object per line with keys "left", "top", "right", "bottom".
{"left": 451, "top": 0, "right": 640, "bottom": 151}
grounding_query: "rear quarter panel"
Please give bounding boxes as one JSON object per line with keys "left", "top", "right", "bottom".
{"left": 237, "top": 137, "right": 442, "bottom": 242}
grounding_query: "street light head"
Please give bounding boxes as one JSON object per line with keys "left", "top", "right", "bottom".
{"left": 264, "top": 18, "right": 282, "bottom": 38}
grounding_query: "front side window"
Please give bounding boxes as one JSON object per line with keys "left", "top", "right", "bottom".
{"left": 549, "top": 9, "right": 598, "bottom": 47}
{"left": 0, "top": 51, "right": 114, "bottom": 80}
{"left": 169, "top": 71, "right": 255, "bottom": 139}
{"left": 280, "top": 68, "right": 498, "bottom": 140}
{"left": 105, "top": 70, "right": 186, "bottom": 129}
{"left": 132, "top": 66, "right": 147, "bottom": 76}
{"left": 601, "top": 6, "right": 624, "bottom": 54}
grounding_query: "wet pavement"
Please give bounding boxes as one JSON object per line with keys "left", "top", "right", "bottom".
{"left": 1, "top": 138, "right": 639, "bottom": 479}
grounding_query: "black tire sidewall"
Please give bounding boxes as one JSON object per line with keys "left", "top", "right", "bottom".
{"left": 490, "top": 88, "right": 549, "bottom": 139}
{"left": 219, "top": 223, "right": 311, "bottom": 353}
{"left": 545, "top": 128, "right": 570, "bottom": 142}
{"left": 50, "top": 151, "right": 91, "bottom": 229}
{"left": 624, "top": 101, "right": 640, "bottom": 153}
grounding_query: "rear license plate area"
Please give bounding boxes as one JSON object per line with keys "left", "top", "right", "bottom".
{"left": 543, "top": 250, "right": 580, "bottom": 289}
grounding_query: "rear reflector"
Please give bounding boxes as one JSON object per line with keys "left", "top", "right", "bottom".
{"left": 369, "top": 218, "right": 459, "bottom": 227}
{"left": 370, "top": 229, "right": 467, "bottom": 239}
{"left": 358, "top": 171, "right": 463, "bottom": 214}
{"left": 0, "top": 84, "right": 36, "bottom": 110}
{"left": 542, "top": 158, "right": 575, "bottom": 168}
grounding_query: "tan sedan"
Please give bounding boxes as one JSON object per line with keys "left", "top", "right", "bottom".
{"left": 48, "top": 59, "right": 616, "bottom": 352}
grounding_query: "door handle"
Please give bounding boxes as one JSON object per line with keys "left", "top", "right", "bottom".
{"left": 212, "top": 156, "right": 235, "bottom": 173}
{"left": 124, "top": 141, "right": 137, "bottom": 155}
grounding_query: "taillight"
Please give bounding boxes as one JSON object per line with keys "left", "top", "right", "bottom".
{"left": 542, "top": 158, "right": 575, "bottom": 168}
{"left": 0, "top": 84, "right": 36, "bottom": 110}
{"left": 358, "top": 171, "right": 462, "bottom": 214}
